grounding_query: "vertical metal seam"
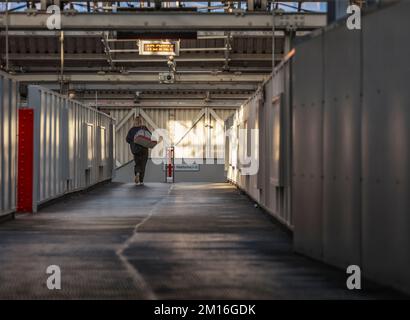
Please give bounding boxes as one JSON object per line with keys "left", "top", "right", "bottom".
{"left": 359, "top": 13, "right": 364, "bottom": 270}
{"left": 320, "top": 31, "right": 325, "bottom": 259}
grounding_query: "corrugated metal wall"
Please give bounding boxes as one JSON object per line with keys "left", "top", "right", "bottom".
{"left": 0, "top": 71, "right": 19, "bottom": 216}
{"left": 28, "top": 86, "right": 115, "bottom": 210}
{"left": 103, "top": 107, "right": 236, "bottom": 167}
{"left": 226, "top": 60, "right": 293, "bottom": 228}
{"left": 292, "top": 1, "right": 410, "bottom": 294}
{"left": 107, "top": 109, "right": 135, "bottom": 166}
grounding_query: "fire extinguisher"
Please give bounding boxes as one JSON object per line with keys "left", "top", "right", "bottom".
{"left": 166, "top": 146, "right": 175, "bottom": 183}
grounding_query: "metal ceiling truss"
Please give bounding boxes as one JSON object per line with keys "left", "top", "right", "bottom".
{"left": 83, "top": 99, "right": 243, "bottom": 109}
{"left": 0, "top": 1, "right": 328, "bottom": 109}
{"left": 78, "top": 90, "right": 250, "bottom": 109}
{"left": 1, "top": 12, "right": 326, "bottom": 31}
{"left": 0, "top": 1, "right": 328, "bottom": 13}
{"left": 40, "top": 83, "right": 260, "bottom": 91}
{"left": 77, "top": 92, "right": 252, "bottom": 100}
{"left": 14, "top": 73, "right": 268, "bottom": 83}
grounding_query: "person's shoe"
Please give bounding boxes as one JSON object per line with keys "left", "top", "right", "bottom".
{"left": 134, "top": 173, "right": 140, "bottom": 184}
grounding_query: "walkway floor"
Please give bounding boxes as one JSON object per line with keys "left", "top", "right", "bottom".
{"left": 0, "top": 182, "right": 406, "bottom": 299}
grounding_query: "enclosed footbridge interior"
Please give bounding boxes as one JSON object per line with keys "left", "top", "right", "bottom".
{"left": 0, "top": 0, "right": 409, "bottom": 299}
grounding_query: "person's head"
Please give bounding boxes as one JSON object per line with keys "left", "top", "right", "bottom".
{"left": 133, "top": 116, "right": 142, "bottom": 127}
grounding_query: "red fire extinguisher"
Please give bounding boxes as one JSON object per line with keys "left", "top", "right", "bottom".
{"left": 166, "top": 147, "right": 175, "bottom": 183}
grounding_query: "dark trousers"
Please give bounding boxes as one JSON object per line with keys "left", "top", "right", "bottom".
{"left": 133, "top": 148, "right": 149, "bottom": 182}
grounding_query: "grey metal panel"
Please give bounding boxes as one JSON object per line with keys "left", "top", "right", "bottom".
{"left": 262, "top": 80, "right": 273, "bottom": 215}
{"left": 245, "top": 94, "right": 261, "bottom": 202}
{"left": 0, "top": 71, "right": 18, "bottom": 216}
{"left": 31, "top": 87, "right": 67, "bottom": 207}
{"left": 322, "top": 25, "right": 362, "bottom": 267}
{"left": 361, "top": 1, "right": 410, "bottom": 294}
{"left": 256, "top": 94, "right": 265, "bottom": 193}
{"left": 266, "top": 71, "right": 288, "bottom": 211}
{"left": 226, "top": 64, "right": 293, "bottom": 228}
{"left": 270, "top": 93, "right": 285, "bottom": 187}
{"left": 292, "top": 34, "right": 324, "bottom": 260}
{"left": 28, "top": 85, "right": 115, "bottom": 211}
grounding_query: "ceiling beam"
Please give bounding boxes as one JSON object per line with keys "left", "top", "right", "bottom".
{"left": 15, "top": 73, "right": 268, "bottom": 83}
{"left": 1, "top": 12, "right": 327, "bottom": 31}
{"left": 2, "top": 53, "right": 279, "bottom": 62}
{"left": 0, "top": 30, "right": 309, "bottom": 37}
{"left": 41, "top": 83, "right": 259, "bottom": 91}
{"left": 78, "top": 93, "right": 251, "bottom": 100}
{"left": 0, "top": 0, "right": 328, "bottom": 2}
{"left": 85, "top": 100, "right": 243, "bottom": 109}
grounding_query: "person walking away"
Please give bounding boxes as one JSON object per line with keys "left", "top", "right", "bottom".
{"left": 126, "top": 116, "right": 150, "bottom": 185}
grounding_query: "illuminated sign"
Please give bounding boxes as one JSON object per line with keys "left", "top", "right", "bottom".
{"left": 138, "top": 40, "right": 180, "bottom": 56}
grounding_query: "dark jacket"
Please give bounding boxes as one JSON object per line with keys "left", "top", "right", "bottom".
{"left": 126, "top": 125, "right": 151, "bottom": 154}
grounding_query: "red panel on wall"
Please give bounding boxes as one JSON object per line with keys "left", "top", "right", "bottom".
{"left": 17, "top": 109, "right": 34, "bottom": 212}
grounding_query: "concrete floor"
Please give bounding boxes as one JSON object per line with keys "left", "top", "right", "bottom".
{"left": 0, "top": 182, "right": 406, "bottom": 299}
